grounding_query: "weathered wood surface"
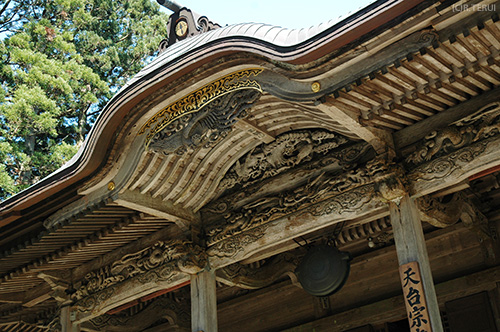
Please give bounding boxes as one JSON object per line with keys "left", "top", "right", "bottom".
{"left": 281, "top": 266, "right": 500, "bottom": 332}
{"left": 74, "top": 274, "right": 189, "bottom": 324}
{"left": 217, "top": 223, "right": 490, "bottom": 332}
{"left": 394, "top": 89, "right": 500, "bottom": 149}
{"left": 390, "top": 195, "right": 443, "bottom": 332}
{"left": 208, "top": 184, "right": 387, "bottom": 268}
{"left": 316, "top": 100, "right": 392, "bottom": 154}
{"left": 191, "top": 269, "right": 218, "bottom": 332}
{"left": 408, "top": 134, "right": 500, "bottom": 197}
{"left": 114, "top": 189, "right": 199, "bottom": 232}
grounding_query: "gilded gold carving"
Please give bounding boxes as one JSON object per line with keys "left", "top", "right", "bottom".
{"left": 150, "top": 89, "right": 261, "bottom": 155}
{"left": 138, "top": 68, "right": 263, "bottom": 147}
{"left": 311, "top": 81, "right": 321, "bottom": 92}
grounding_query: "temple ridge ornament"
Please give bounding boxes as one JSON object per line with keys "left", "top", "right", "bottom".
{"left": 157, "top": 2, "right": 221, "bottom": 51}
{"left": 138, "top": 69, "right": 263, "bottom": 149}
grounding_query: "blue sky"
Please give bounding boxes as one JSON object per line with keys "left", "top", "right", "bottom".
{"left": 161, "top": 0, "right": 377, "bottom": 29}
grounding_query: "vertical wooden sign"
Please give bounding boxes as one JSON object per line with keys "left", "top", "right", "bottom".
{"left": 399, "top": 261, "right": 432, "bottom": 332}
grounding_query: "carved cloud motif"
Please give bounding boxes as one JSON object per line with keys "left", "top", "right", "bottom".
{"left": 406, "top": 103, "right": 500, "bottom": 165}
{"left": 220, "top": 129, "right": 350, "bottom": 190}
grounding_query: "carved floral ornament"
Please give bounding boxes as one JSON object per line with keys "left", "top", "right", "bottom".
{"left": 138, "top": 68, "right": 263, "bottom": 150}
{"left": 149, "top": 88, "right": 261, "bottom": 155}
{"left": 406, "top": 102, "right": 500, "bottom": 185}
{"left": 86, "top": 294, "right": 190, "bottom": 331}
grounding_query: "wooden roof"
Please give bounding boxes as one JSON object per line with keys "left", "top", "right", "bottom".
{"left": 1, "top": 0, "right": 500, "bottom": 330}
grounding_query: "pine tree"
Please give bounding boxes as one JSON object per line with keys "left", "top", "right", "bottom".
{"left": 0, "top": 0, "right": 169, "bottom": 198}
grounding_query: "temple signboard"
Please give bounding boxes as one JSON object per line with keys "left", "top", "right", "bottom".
{"left": 399, "top": 261, "right": 432, "bottom": 332}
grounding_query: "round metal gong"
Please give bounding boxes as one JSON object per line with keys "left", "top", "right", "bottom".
{"left": 295, "top": 245, "right": 351, "bottom": 297}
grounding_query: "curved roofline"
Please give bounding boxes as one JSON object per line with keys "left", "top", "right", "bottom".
{"left": 0, "top": 0, "right": 430, "bottom": 224}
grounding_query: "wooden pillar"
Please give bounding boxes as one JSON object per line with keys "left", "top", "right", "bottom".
{"left": 390, "top": 194, "right": 443, "bottom": 332}
{"left": 191, "top": 268, "right": 218, "bottom": 332}
{"left": 60, "top": 306, "right": 80, "bottom": 332}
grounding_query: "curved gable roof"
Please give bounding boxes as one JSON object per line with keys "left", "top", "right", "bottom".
{"left": 0, "top": 0, "right": 427, "bottom": 226}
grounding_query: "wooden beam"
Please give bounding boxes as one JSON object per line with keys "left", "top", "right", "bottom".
{"left": 394, "top": 87, "right": 500, "bottom": 149}
{"left": 22, "top": 283, "right": 53, "bottom": 308}
{"left": 208, "top": 183, "right": 387, "bottom": 268}
{"left": 61, "top": 306, "right": 80, "bottom": 332}
{"left": 0, "top": 292, "right": 23, "bottom": 304}
{"left": 114, "top": 190, "right": 200, "bottom": 232}
{"left": 191, "top": 268, "right": 218, "bottom": 332}
{"left": 71, "top": 223, "right": 185, "bottom": 282}
{"left": 408, "top": 135, "right": 500, "bottom": 197}
{"left": 317, "top": 97, "right": 393, "bottom": 155}
{"left": 73, "top": 273, "right": 189, "bottom": 324}
{"left": 390, "top": 195, "right": 443, "bottom": 332}
{"left": 282, "top": 265, "right": 500, "bottom": 332}
{"left": 235, "top": 118, "right": 275, "bottom": 143}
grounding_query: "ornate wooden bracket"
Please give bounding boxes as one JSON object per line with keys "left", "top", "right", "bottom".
{"left": 406, "top": 103, "right": 500, "bottom": 166}
{"left": 74, "top": 240, "right": 206, "bottom": 316}
{"left": 408, "top": 103, "right": 500, "bottom": 196}
{"left": 83, "top": 293, "right": 190, "bottom": 332}
{"left": 416, "top": 192, "right": 491, "bottom": 237}
{"left": 138, "top": 69, "right": 263, "bottom": 149}
{"left": 216, "top": 253, "right": 300, "bottom": 289}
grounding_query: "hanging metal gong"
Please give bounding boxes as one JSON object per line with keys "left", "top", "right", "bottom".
{"left": 295, "top": 245, "right": 351, "bottom": 297}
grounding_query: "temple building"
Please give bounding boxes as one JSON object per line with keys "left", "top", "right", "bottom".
{"left": 1, "top": 0, "right": 500, "bottom": 331}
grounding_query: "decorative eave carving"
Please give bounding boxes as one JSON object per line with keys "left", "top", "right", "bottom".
{"left": 405, "top": 102, "right": 500, "bottom": 196}
{"left": 406, "top": 103, "right": 500, "bottom": 166}
{"left": 149, "top": 88, "right": 261, "bottom": 155}
{"left": 219, "top": 129, "right": 350, "bottom": 190}
{"left": 204, "top": 142, "right": 374, "bottom": 222}
{"left": 138, "top": 69, "right": 263, "bottom": 148}
{"left": 85, "top": 294, "right": 190, "bottom": 332}
{"left": 75, "top": 240, "right": 206, "bottom": 312}
{"left": 204, "top": 156, "right": 393, "bottom": 247}
{"left": 416, "top": 191, "right": 491, "bottom": 237}
{"left": 216, "top": 252, "right": 300, "bottom": 289}
{"left": 204, "top": 153, "right": 404, "bottom": 261}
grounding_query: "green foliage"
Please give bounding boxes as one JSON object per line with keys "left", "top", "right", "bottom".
{"left": 0, "top": 0, "right": 169, "bottom": 199}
